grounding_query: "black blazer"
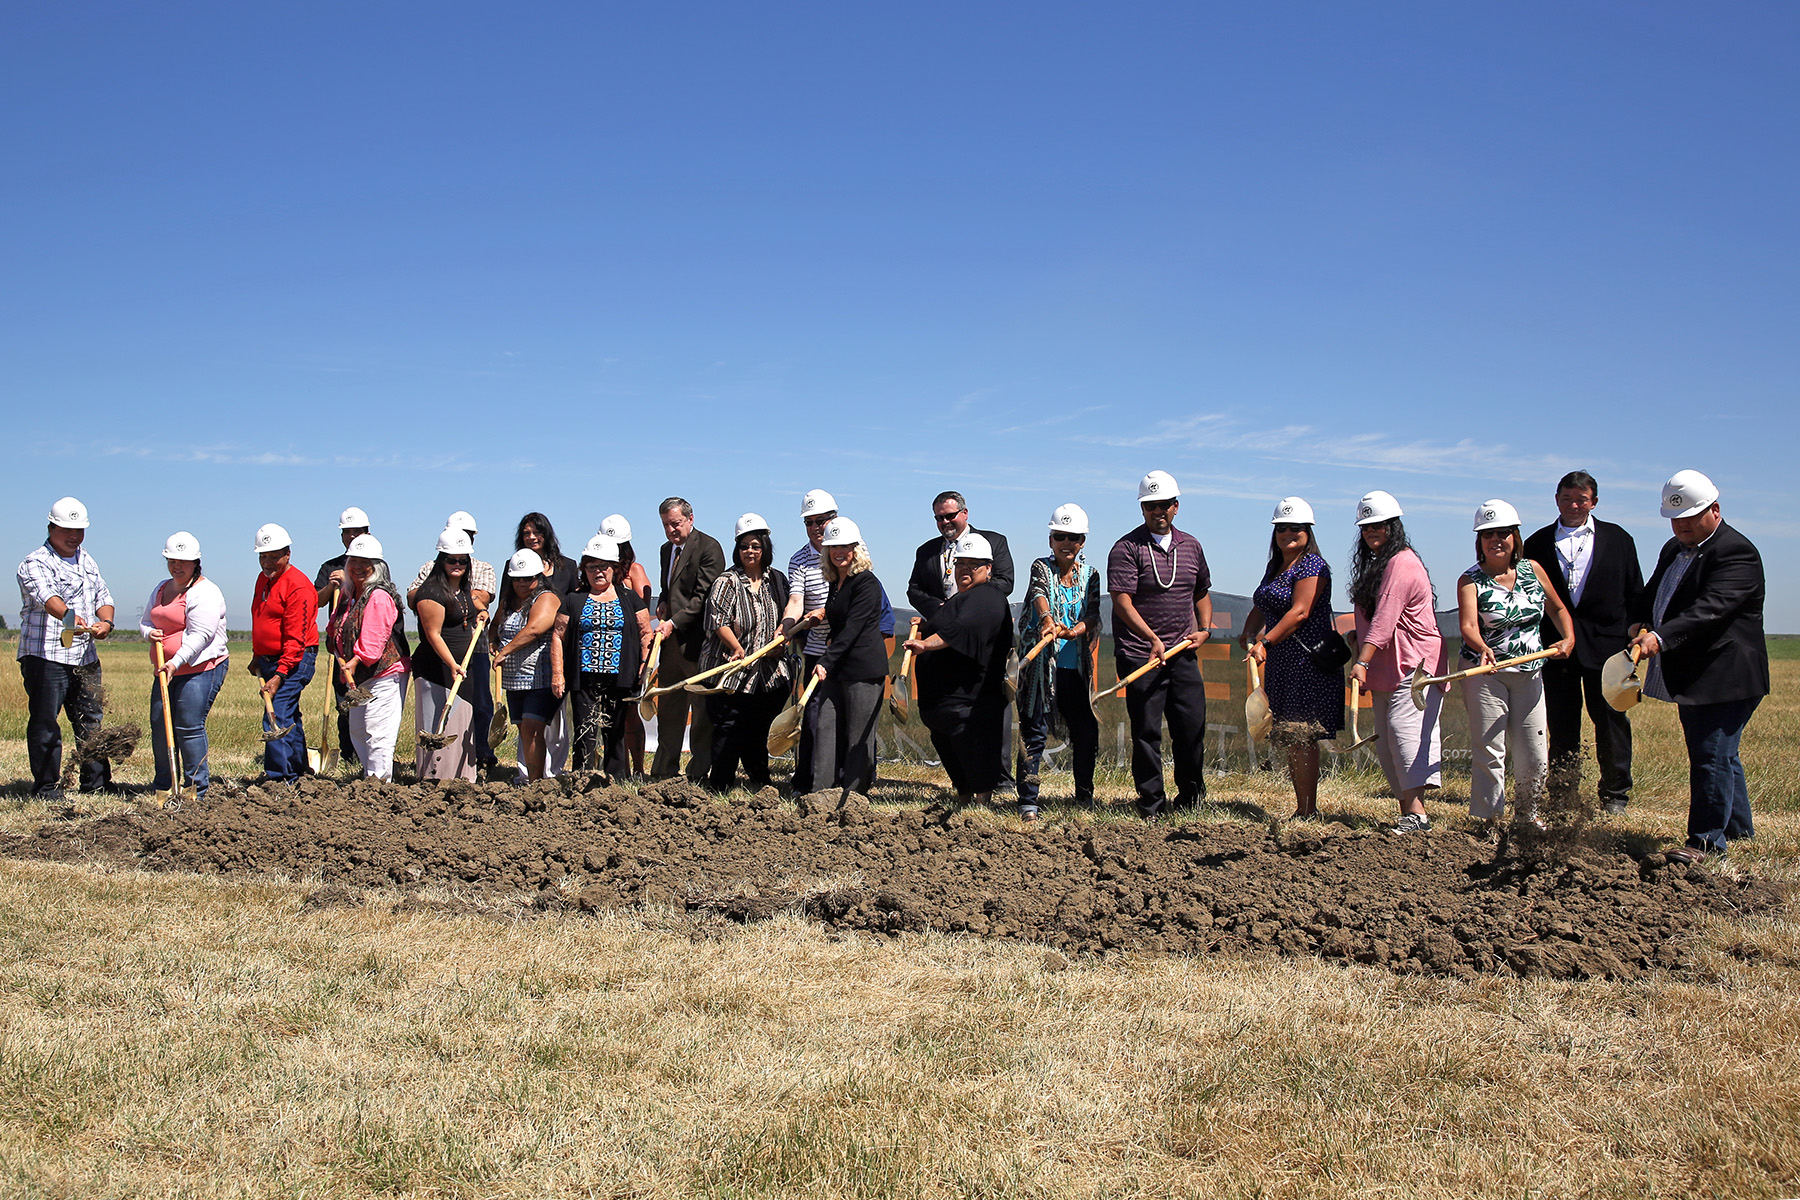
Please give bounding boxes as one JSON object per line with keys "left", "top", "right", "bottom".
{"left": 1632, "top": 521, "right": 1769, "bottom": 706}
{"left": 1522, "top": 519, "right": 1644, "bottom": 670}
{"left": 906, "top": 527, "right": 1014, "bottom": 619}
{"left": 657, "top": 530, "right": 726, "bottom": 659}
{"left": 820, "top": 571, "right": 890, "bottom": 682}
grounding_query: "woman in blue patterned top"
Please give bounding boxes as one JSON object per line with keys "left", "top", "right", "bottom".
{"left": 1240, "top": 497, "right": 1343, "bottom": 820}
{"left": 552, "top": 536, "right": 653, "bottom": 779}
{"left": 699, "top": 514, "right": 793, "bottom": 793}
{"left": 1015, "top": 503, "right": 1103, "bottom": 820}
{"left": 1457, "top": 500, "right": 1575, "bottom": 829}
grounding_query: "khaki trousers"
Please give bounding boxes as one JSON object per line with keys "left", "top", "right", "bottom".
{"left": 1463, "top": 670, "right": 1548, "bottom": 821}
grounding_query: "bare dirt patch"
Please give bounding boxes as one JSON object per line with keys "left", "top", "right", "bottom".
{"left": 0, "top": 776, "right": 1779, "bottom": 980}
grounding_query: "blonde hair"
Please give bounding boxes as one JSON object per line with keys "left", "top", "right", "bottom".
{"left": 820, "top": 543, "right": 872, "bottom": 584}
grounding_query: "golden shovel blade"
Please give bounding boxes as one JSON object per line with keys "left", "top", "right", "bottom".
{"left": 1601, "top": 649, "right": 1643, "bottom": 711}
{"left": 767, "top": 704, "right": 803, "bottom": 757}
{"left": 1408, "top": 666, "right": 1434, "bottom": 712}
{"left": 1245, "top": 687, "right": 1272, "bottom": 742}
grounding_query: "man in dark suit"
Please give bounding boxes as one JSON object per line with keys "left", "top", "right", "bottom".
{"left": 652, "top": 497, "right": 726, "bottom": 782}
{"left": 908, "top": 491, "right": 1015, "bottom": 792}
{"left": 1630, "top": 470, "right": 1769, "bottom": 862}
{"left": 1522, "top": 470, "right": 1645, "bottom": 813}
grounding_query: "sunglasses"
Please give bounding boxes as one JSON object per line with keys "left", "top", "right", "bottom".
{"left": 1273, "top": 524, "right": 1307, "bottom": 534}
{"left": 804, "top": 514, "right": 836, "bottom": 528}
{"left": 1141, "top": 500, "right": 1176, "bottom": 512}
{"left": 444, "top": 556, "right": 471, "bottom": 566}
{"left": 583, "top": 560, "right": 613, "bottom": 571}
{"left": 1051, "top": 532, "right": 1084, "bottom": 543}
{"left": 934, "top": 510, "right": 966, "bottom": 524}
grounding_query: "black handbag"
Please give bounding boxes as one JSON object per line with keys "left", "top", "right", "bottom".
{"left": 1295, "top": 625, "right": 1354, "bottom": 672}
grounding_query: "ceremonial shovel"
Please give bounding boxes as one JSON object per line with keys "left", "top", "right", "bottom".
{"left": 1244, "top": 653, "right": 1273, "bottom": 743}
{"left": 1089, "top": 638, "right": 1195, "bottom": 703}
{"left": 419, "top": 614, "right": 488, "bottom": 750}
{"left": 1325, "top": 678, "right": 1378, "bottom": 754}
{"left": 260, "top": 692, "right": 294, "bottom": 742}
{"left": 58, "top": 611, "right": 81, "bottom": 649}
{"left": 1408, "top": 648, "right": 1560, "bottom": 712}
{"left": 635, "top": 626, "right": 668, "bottom": 722}
{"left": 153, "top": 641, "right": 180, "bottom": 811}
{"left": 309, "top": 585, "right": 340, "bottom": 773}
{"left": 888, "top": 618, "right": 921, "bottom": 723}
{"left": 768, "top": 674, "right": 820, "bottom": 757}
{"left": 1601, "top": 643, "right": 1645, "bottom": 712}
{"left": 684, "top": 616, "right": 817, "bottom": 695}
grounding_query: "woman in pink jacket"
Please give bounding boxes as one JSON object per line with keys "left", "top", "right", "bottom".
{"left": 1347, "top": 491, "right": 1446, "bottom": 834}
{"left": 328, "top": 534, "right": 411, "bottom": 781}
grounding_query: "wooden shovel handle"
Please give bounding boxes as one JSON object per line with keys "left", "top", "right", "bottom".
{"left": 895, "top": 618, "right": 922, "bottom": 677}
{"left": 1091, "top": 637, "right": 1195, "bottom": 701}
{"left": 1021, "top": 628, "right": 1058, "bottom": 665}
{"left": 432, "top": 614, "right": 488, "bottom": 737}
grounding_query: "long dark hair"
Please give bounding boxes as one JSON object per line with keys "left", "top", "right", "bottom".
{"left": 497, "top": 572, "right": 545, "bottom": 619}
{"left": 1261, "top": 528, "right": 1318, "bottom": 584}
{"left": 1349, "top": 518, "right": 1429, "bottom": 619}
{"left": 423, "top": 552, "right": 474, "bottom": 620}
{"left": 514, "top": 512, "right": 563, "bottom": 567}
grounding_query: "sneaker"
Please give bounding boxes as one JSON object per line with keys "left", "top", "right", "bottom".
{"left": 1389, "top": 813, "right": 1431, "bottom": 835}
{"left": 1019, "top": 807, "right": 1039, "bottom": 824}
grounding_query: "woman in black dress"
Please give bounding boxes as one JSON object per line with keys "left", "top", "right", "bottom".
{"left": 1239, "top": 497, "right": 1344, "bottom": 819}
{"left": 811, "top": 518, "right": 888, "bottom": 801}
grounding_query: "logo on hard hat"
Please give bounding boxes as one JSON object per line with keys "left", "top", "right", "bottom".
{"left": 1279, "top": 503, "right": 1292, "bottom": 516}
{"left": 1482, "top": 508, "right": 1496, "bottom": 522}
{"left": 1146, "top": 482, "right": 1159, "bottom": 494}
{"left": 1058, "top": 515, "right": 1070, "bottom": 525}
{"left": 1358, "top": 505, "right": 1372, "bottom": 519}
{"left": 1669, "top": 493, "right": 1683, "bottom": 507}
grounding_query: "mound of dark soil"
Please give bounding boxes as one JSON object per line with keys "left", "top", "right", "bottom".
{"left": 0, "top": 777, "right": 1779, "bottom": 979}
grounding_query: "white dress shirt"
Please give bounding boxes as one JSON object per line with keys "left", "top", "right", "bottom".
{"left": 1553, "top": 517, "right": 1596, "bottom": 607}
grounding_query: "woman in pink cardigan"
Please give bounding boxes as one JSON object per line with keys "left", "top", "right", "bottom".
{"left": 328, "top": 534, "right": 411, "bottom": 781}
{"left": 1347, "top": 491, "right": 1447, "bottom": 834}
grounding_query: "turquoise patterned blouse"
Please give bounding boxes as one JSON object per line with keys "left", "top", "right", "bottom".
{"left": 1464, "top": 558, "right": 1548, "bottom": 672}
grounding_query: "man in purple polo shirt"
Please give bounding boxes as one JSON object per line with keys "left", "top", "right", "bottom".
{"left": 1106, "top": 470, "right": 1214, "bottom": 819}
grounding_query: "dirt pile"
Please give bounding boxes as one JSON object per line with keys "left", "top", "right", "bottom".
{"left": 1, "top": 776, "right": 1778, "bottom": 979}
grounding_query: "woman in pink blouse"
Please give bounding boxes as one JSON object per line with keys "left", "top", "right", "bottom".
{"left": 1347, "top": 492, "right": 1447, "bottom": 834}
{"left": 140, "top": 532, "right": 229, "bottom": 797}
{"left": 328, "top": 534, "right": 411, "bottom": 781}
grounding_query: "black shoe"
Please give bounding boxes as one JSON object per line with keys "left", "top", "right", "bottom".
{"left": 31, "top": 787, "right": 65, "bottom": 803}
{"left": 1602, "top": 799, "right": 1628, "bottom": 815}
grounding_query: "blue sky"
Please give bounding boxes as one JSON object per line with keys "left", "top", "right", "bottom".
{"left": 5, "top": 2, "right": 1797, "bottom": 629}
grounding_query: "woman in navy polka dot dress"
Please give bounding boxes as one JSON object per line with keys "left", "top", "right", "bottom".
{"left": 1240, "top": 497, "right": 1345, "bottom": 818}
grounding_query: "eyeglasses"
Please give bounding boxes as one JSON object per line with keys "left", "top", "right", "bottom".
{"left": 1272, "top": 524, "right": 1307, "bottom": 534}
{"left": 934, "top": 509, "right": 966, "bottom": 524}
{"left": 1050, "top": 532, "right": 1084, "bottom": 543}
{"left": 1141, "top": 500, "right": 1176, "bottom": 512}
{"left": 804, "top": 514, "right": 836, "bottom": 528}
{"left": 583, "top": 561, "right": 612, "bottom": 571}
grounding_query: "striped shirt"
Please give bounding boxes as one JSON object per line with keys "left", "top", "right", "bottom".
{"left": 15, "top": 542, "right": 113, "bottom": 665}
{"left": 787, "top": 543, "right": 830, "bottom": 656}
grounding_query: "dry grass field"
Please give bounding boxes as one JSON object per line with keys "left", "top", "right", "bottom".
{"left": 0, "top": 638, "right": 1796, "bottom": 1198}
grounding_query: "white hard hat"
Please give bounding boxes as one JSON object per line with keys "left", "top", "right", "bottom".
{"left": 954, "top": 532, "right": 994, "bottom": 561}
{"left": 436, "top": 527, "right": 474, "bottom": 556}
{"left": 346, "top": 534, "right": 383, "bottom": 560}
{"left": 820, "top": 517, "right": 862, "bottom": 547}
{"left": 800, "top": 489, "right": 838, "bottom": 518}
{"left": 598, "top": 514, "right": 632, "bottom": 542}
{"left": 445, "top": 510, "right": 478, "bottom": 534}
{"left": 1048, "top": 503, "right": 1090, "bottom": 535}
{"left": 506, "top": 548, "right": 544, "bottom": 578}
{"left": 735, "top": 512, "right": 771, "bottom": 539}
{"left": 1355, "top": 490, "right": 1404, "bottom": 525}
{"left": 1473, "top": 499, "right": 1522, "bottom": 531}
{"left": 1271, "top": 497, "right": 1316, "bottom": 525}
{"left": 47, "top": 497, "right": 89, "bottom": 529}
{"left": 1660, "top": 470, "right": 1719, "bottom": 519}
{"left": 338, "top": 506, "right": 371, "bottom": 530}
{"left": 254, "top": 523, "right": 292, "bottom": 552}
{"left": 582, "top": 535, "right": 622, "bottom": 562}
{"left": 162, "top": 531, "right": 201, "bottom": 561}
{"left": 1137, "top": 470, "right": 1180, "bottom": 502}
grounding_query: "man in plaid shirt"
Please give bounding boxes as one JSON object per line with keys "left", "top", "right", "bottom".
{"left": 15, "top": 497, "right": 117, "bottom": 798}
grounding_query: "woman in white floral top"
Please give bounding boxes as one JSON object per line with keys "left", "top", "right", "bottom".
{"left": 1456, "top": 499, "right": 1576, "bottom": 829}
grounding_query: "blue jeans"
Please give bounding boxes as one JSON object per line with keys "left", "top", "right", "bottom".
{"left": 19, "top": 655, "right": 109, "bottom": 794}
{"left": 258, "top": 647, "right": 316, "bottom": 781}
{"left": 1016, "top": 667, "right": 1099, "bottom": 812}
{"left": 150, "top": 660, "right": 227, "bottom": 797}
{"left": 1678, "top": 696, "right": 1760, "bottom": 854}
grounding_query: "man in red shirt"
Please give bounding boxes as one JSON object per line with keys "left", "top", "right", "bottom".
{"left": 252, "top": 523, "right": 320, "bottom": 781}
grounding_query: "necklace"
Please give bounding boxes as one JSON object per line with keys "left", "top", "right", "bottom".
{"left": 1148, "top": 536, "right": 1178, "bottom": 589}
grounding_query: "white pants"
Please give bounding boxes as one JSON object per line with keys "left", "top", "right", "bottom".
{"left": 1372, "top": 684, "right": 1443, "bottom": 795}
{"left": 349, "top": 673, "right": 406, "bottom": 782}
{"left": 1464, "top": 670, "right": 1547, "bottom": 821}
{"left": 415, "top": 676, "right": 477, "bottom": 782}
